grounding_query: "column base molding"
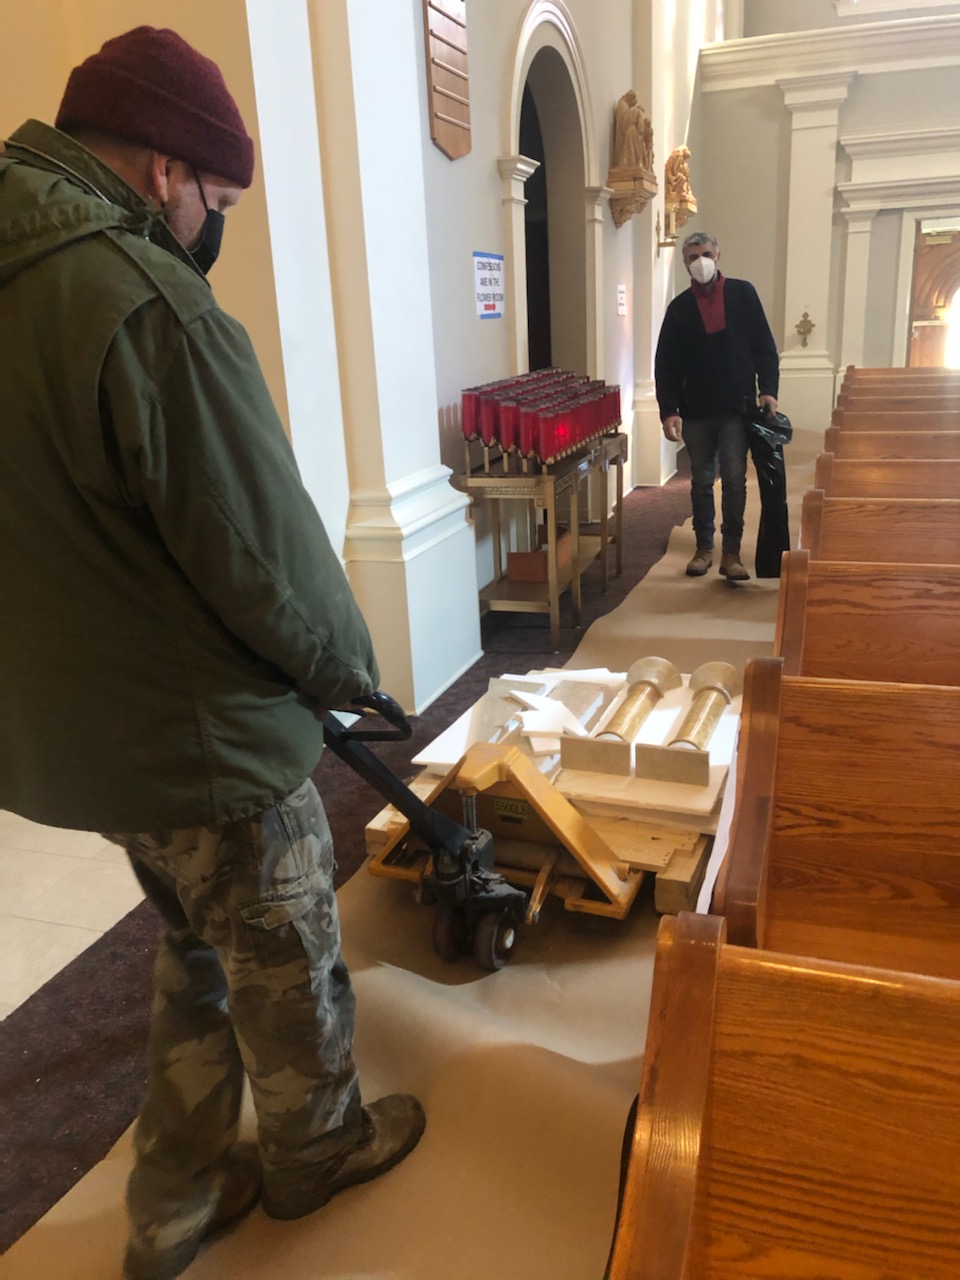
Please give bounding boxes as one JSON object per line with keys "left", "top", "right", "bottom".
{"left": 632, "top": 384, "right": 678, "bottom": 486}
{"left": 346, "top": 465, "right": 471, "bottom": 562}
{"left": 344, "top": 466, "right": 480, "bottom": 712}
{"left": 779, "top": 361, "right": 837, "bottom": 434}
{"left": 779, "top": 346, "right": 835, "bottom": 373}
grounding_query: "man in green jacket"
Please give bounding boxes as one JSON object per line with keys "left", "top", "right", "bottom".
{"left": 0, "top": 27, "right": 424, "bottom": 1280}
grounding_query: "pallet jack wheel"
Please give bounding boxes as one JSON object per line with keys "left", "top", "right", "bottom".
{"left": 474, "top": 909, "right": 518, "bottom": 972}
{"left": 432, "top": 905, "right": 468, "bottom": 963}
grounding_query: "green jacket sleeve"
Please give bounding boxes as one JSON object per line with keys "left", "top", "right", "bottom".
{"left": 100, "top": 299, "right": 380, "bottom": 707}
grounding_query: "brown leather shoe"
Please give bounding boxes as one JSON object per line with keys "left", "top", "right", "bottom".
{"left": 719, "top": 551, "right": 750, "bottom": 581}
{"left": 123, "top": 1143, "right": 262, "bottom": 1280}
{"left": 262, "top": 1093, "right": 426, "bottom": 1220}
{"left": 685, "top": 546, "right": 713, "bottom": 576}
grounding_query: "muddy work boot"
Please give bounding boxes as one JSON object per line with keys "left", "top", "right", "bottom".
{"left": 123, "top": 1143, "right": 262, "bottom": 1280}
{"left": 262, "top": 1094, "right": 426, "bottom": 1221}
{"left": 719, "top": 550, "right": 750, "bottom": 582}
{"left": 685, "top": 545, "right": 713, "bottom": 576}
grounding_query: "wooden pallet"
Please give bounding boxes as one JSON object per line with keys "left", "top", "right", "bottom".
{"left": 365, "top": 768, "right": 713, "bottom": 918}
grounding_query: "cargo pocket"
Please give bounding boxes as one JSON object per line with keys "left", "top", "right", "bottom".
{"left": 239, "top": 869, "right": 340, "bottom": 1001}
{"left": 236, "top": 787, "right": 340, "bottom": 1003}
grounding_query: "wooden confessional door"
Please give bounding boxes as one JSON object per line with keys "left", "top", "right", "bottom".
{"left": 908, "top": 224, "right": 960, "bottom": 368}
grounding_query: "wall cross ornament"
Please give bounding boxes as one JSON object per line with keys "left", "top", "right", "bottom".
{"left": 795, "top": 311, "right": 816, "bottom": 348}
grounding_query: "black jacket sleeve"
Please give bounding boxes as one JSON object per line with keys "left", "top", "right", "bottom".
{"left": 745, "top": 283, "right": 780, "bottom": 399}
{"left": 654, "top": 299, "right": 685, "bottom": 421}
{"left": 102, "top": 302, "right": 380, "bottom": 707}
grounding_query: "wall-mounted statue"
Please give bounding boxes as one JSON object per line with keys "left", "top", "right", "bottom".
{"left": 664, "top": 145, "right": 697, "bottom": 234}
{"left": 607, "top": 91, "right": 658, "bottom": 229}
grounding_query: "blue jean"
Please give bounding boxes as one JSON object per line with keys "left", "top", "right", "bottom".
{"left": 681, "top": 412, "right": 749, "bottom": 551}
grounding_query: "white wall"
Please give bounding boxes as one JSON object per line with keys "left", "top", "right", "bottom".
{"left": 843, "top": 67, "right": 960, "bottom": 132}
{"left": 419, "top": 0, "right": 635, "bottom": 418}
{"left": 631, "top": 0, "right": 727, "bottom": 486}
{"left": 686, "top": 84, "right": 787, "bottom": 346}
{"left": 698, "top": 17, "right": 960, "bottom": 382}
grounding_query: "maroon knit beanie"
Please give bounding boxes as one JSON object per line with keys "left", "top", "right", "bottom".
{"left": 55, "top": 26, "right": 254, "bottom": 188}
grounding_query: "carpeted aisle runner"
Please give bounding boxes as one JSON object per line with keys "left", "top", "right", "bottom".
{"left": 0, "top": 462, "right": 693, "bottom": 1254}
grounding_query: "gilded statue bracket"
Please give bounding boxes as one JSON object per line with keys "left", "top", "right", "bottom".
{"left": 661, "top": 145, "right": 698, "bottom": 244}
{"left": 608, "top": 91, "right": 658, "bottom": 229}
{"left": 608, "top": 171, "right": 659, "bottom": 229}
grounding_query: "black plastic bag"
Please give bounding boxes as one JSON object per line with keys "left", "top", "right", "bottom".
{"left": 744, "top": 405, "right": 791, "bottom": 578}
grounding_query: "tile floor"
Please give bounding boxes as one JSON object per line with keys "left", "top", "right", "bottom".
{"left": 0, "top": 809, "right": 144, "bottom": 1019}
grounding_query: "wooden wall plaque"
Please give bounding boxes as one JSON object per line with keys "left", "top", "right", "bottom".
{"left": 423, "top": 0, "right": 471, "bottom": 160}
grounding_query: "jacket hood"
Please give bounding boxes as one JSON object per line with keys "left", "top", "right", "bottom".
{"left": 0, "top": 119, "right": 199, "bottom": 287}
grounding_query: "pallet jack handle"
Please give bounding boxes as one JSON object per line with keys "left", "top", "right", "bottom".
{"left": 332, "top": 690, "right": 413, "bottom": 741}
{"left": 323, "top": 692, "right": 528, "bottom": 969}
{"left": 321, "top": 693, "right": 475, "bottom": 857}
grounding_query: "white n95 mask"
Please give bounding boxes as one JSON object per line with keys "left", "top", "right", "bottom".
{"left": 688, "top": 256, "right": 717, "bottom": 285}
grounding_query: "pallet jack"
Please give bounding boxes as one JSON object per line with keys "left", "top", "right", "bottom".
{"left": 327, "top": 675, "right": 718, "bottom": 970}
{"left": 323, "top": 692, "right": 528, "bottom": 971}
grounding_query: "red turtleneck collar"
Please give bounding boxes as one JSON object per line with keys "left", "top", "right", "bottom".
{"left": 691, "top": 271, "right": 726, "bottom": 333}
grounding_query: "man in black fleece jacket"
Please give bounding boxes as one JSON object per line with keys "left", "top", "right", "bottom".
{"left": 655, "top": 231, "right": 780, "bottom": 580}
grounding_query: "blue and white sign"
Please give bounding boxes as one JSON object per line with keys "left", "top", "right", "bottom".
{"left": 474, "top": 251, "right": 505, "bottom": 319}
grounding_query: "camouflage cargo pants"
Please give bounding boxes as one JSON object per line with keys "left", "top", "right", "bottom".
{"left": 109, "top": 778, "right": 363, "bottom": 1260}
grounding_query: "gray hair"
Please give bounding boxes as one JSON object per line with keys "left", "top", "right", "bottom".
{"left": 682, "top": 230, "right": 719, "bottom": 253}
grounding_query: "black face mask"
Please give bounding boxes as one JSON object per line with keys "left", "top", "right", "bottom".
{"left": 189, "top": 169, "right": 224, "bottom": 275}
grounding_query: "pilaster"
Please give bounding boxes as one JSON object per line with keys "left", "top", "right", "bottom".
{"left": 839, "top": 210, "right": 878, "bottom": 370}
{"left": 498, "top": 154, "right": 541, "bottom": 376}
{"left": 309, "top": 0, "right": 480, "bottom": 711}
{"left": 778, "top": 72, "right": 853, "bottom": 426}
{"left": 723, "top": 0, "right": 745, "bottom": 40}
{"left": 632, "top": 0, "right": 678, "bottom": 487}
{"left": 584, "top": 185, "right": 612, "bottom": 380}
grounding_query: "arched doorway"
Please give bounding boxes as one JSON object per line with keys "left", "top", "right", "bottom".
{"left": 522, "top": 46, "right": 587, "bottom": 374}
{"left": 520, "top": 84, "right": 551, "bottom": 370}
{"left": 501, "top": 1, "right": 600, "bottom": 376}
{"left": 908, "top": 221, "right": 960, "bottom": 367}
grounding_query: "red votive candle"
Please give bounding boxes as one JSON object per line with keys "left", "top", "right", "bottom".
{"left": 461, "top": 389, "right": 480, "bottom": 440}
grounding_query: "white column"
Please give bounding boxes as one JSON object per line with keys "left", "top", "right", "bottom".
{"left": 632, "top": 0, "right": 677, "bottom": 487}
{"left": 839, "top": 210, "right": 878, "bottom": 370}
{"left": 723, "top": 0, "right": 745, "bottom": 41}
{"left": 894, "top": 210, "right": 918, "bottom": 367}
{"left": 309, "top": 0, "right": 480, "bottom": 712}
{"left": 245, "top": 0, "right": 351, "bottom": 539}
{"left": 778, "top": 73, "right": 854, "bottom": 428}
{"left": 498, "top": 154, "right": 541, "bottom": 376}
{"left": 585, "top": 185, "right": 612, "bottom": 380}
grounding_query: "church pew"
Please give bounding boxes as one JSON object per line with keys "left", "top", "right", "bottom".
{"left": 843, "top": 365, "right": 960, "bottom": 375}
{"left": 714, "top": 657, "right": 960, "bottom": 977}
{"left": 775, "top": 550, "right": 960, "bottom": 685}
{"left": 815, "top": 452, "right": 960, "bottom": 497}
{"left": 841, "top": 364, "right": 960, "bottom": 387}
{"left": 607, "top": 910, "right": 960, "bottom": 1280}
{"left": 831, "top": 407, "right": 960, "bottom": 429}
{"left": 800, "top": 490, "right": 960, "bottom": 564}
{"left": 839, "top": 360, "right": 960, "bottom": 371}
{"left": 837, "top": 393, "right": 960, "bottom": 411}
{"left": 838, "top": 377, "right": 960, "bottom": 387}
{"left": 823, "top": 427, "right": 960, "bottom": 458}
